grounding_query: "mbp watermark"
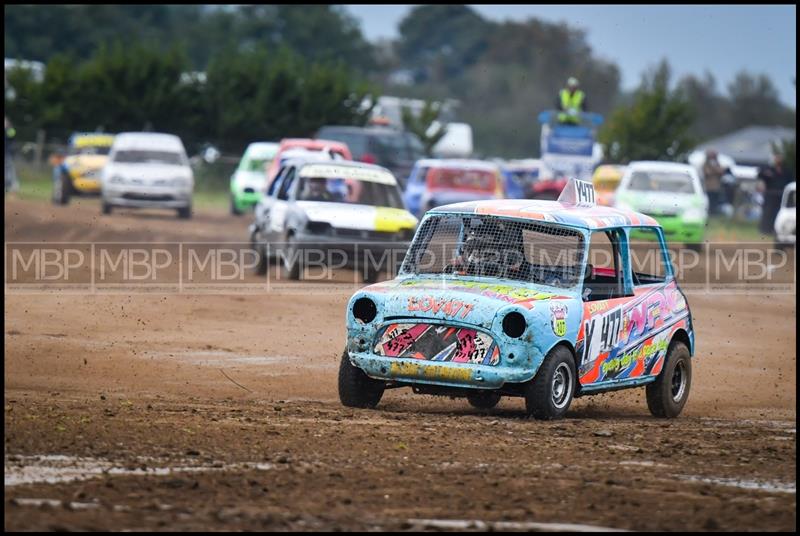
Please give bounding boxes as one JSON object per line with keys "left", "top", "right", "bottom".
{"left": 4, "top": 240, "right": 796, "bottom": 295}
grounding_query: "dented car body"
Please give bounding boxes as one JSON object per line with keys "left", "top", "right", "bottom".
{"left": 340, "top": 179, "right": 696, "bottom": 419}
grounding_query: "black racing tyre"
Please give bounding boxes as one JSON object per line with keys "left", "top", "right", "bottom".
{"left": 101, "top": 201, "right": 113, "bottom": 215}
{"left": 53, "top": 172, "right": 71, "bottom": 205}
{"left": 338, "top": 349, "right": 384, "bottom": 408}
{"left": 684, "top": 242, "right": 703, "bottom": 253}
{"left": 280, "top": 234, "right": 302, "bottom": 280}
{"left": 251, "top": 235, "right": 268, "bottom": 276}
{"left": 467, "top": 391, "right": 501, "bottom": 410}
{"left": 524, "top": 345, "right": 576, "bottom": 420}
{"left": 177, "top": 204, "right": 192, "bottom": 219}
{"left": 230, "top": 195, "right": 243, "bottom": 216}
{"left": 646, "top": 341, "right": 691, "bottom": 418}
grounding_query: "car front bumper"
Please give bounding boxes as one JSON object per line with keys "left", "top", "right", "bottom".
{"left": 232, "top": 188, "right": 262, "bottom": 211}
{"left": 639, "top": 216, "right": 705, "bottom": 244}
{"left": 103, "top": 185, "right": 192, "bottom": 209}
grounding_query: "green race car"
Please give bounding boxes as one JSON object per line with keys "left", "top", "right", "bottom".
{"left": 230, "top": 142, "right": 279, "bottom": 215}
{"left": 613, "top": 161, "right": 708, "bottom": 249}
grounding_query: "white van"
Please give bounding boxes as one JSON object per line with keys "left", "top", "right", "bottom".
{"left": 101, "top": 132, "right": 194, "bottom": 218}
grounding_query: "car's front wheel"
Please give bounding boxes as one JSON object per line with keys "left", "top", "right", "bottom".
{"left": 177, "top": 204, "right": 192, "bottom": 219}
{"left": 646, "top": 341, "right": 691, "bottom": 418}
{"left": 101, "top": 201, "right": 113, "bottom": 215}
{"left": 338, "top": 349, "right": 385, "bottom": 408}
{"left": 280, "top": 234, "right": 302, "bottom": 280}
{"left": 524, "top": 345, "right": 576, "bottom": 420}
{"left": 230, "top": 195, "right": 243, "bottom": 216}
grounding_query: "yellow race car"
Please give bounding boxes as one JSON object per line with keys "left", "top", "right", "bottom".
{"left": 591, "top": 164, "right": 626, "bottom": 206}
{"left": 53, "top": 133, "right": 115, "bottom": 205}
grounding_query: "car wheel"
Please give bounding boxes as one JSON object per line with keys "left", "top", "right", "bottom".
{"left": 280, "top": 234, "right": 302, "bottom": 280}
{"left": 524, "top": 345, "right": 576, "bottom": 420}
{"left": 251, "top": 234, "right": 268, "bottom": 276}
{"left": 101, "top": 201, "right": 113, "bottom": 215}
{"left": 177, "top": 204, "right": 192, "bottom": 219}
{"left": 646, "top": 341, "right": 691, "bottom": 418}
{"left": 230, "top": 195, "right": 243, "bottom": 216}
{"left": 467, "top": 391, "right": 501, "bottom": 410}
{"left": 338, "top": 349, "right": 384, "bottom": 408}
{"left": 53, "top": 172, "right": 71, "bottom": 205}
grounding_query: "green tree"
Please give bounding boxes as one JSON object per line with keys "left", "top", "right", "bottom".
{"left": 772, "top": 137, "right": 796, "bottom": 179}
{"left": 599, "top": 60, "right": 695, "bottom": 163}
{"left": 401, "top": 101, "right": 446, "bottom": 155}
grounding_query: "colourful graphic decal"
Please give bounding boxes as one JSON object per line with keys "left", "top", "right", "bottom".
{"left": 550, "top": 303, "right": 568, "bottom": 337}
{"left": 577, "top": 280, "right": 688, "bottom": 385}
{"left": 375, "top": 323, "right": 500, "bottom": 366}
{"left": 407, "top": 296, "right": 475, "bottom": 319}
{"left": 394, "top": 279, "right": 563, "bottom": 308}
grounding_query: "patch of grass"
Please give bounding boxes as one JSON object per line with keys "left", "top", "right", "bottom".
{"left": 705, "top": 216, "right": 770, "bottom": 243}
{"left": 12, "top": 162, "right": 231, "bottom": 210}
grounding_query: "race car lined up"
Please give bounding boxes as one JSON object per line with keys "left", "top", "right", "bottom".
{"left": 403, "top": 159, "right": 505, "bottom": 219}
{"left": 613, "top": 161, "right": 708, "bottom": 250}
{"left": 230, "top": 141, "right": 279, "bottom": 215}
{"left": 250, "top": 159, "right": 418, "bottom": 283}
{"left": 774, "top": 181, "right": 796, "bottom": 250}
{"left": 340, "top": 179, "right": 695, "bottom": 420}
{"left": 265, "top": 138, "right": 352, "bottom": 187}
{"left": 100, "top": 132, "right": 194, "bottom": 219}
{"left": 52, "top": 132, "right": 115, "bottom": 205}
{"left": 591, "top": 164, "right": 626, "bottom": 206}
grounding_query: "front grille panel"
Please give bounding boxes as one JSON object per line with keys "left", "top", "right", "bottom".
{"left": 374, "top": 322, "right": 500, "bottom": 366}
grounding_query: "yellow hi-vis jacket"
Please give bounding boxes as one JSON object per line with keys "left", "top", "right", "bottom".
{"left": 558, "top": 89, "right": 585, "bottom": 124}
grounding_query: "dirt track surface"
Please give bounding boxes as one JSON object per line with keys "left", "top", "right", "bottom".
{"left": 5, "top": 197, "right": 797, "bottom": 531}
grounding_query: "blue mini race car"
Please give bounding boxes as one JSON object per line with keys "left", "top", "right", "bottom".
{"left": 340, "top": 179, "right": 695, "bottom": 419}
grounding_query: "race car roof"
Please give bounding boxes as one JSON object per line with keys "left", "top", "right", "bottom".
{"left": 429, "top": 199, "right": 659, "bottom": 230}
{"left": 298, "top": 161, "right": 397, "bottom": 185}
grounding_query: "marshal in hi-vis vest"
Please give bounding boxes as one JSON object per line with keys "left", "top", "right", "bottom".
{"left": 558, "top": 89, "right": 585, "bottom": 124}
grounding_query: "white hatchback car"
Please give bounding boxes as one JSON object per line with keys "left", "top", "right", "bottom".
{"left": 775, "top": 181, "right": 796, "bottom": 249}
{"left": 101, "top": 132, "right": 194, "bottom": 218}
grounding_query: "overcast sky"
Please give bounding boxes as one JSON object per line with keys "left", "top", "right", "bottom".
{"left": 344, "top": 4, "right": 796, "bottom": 106}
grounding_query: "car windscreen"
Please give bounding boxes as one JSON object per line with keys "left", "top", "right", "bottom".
{"left": 787, "top": 190, "right": 796, "bottom": 208}
{"left": 113, "top": 150, "right": 185, "bottom": 166}
{"left": 628, "top": 171, "right": 697, "bottom": 194}
{"left": 400, "top": 214, "right": 585, "bottom": 289}
{"left": 244, "top": 158, "right": 271, "bottom": 172}
{"left": 69, "top": 145, "right": 111, "bottom": 156}
{"left": 297, "top": 176, "right": 405, "bottom": 209}
{"left": 428, "top": 168, "right": 497, "bottom": 192}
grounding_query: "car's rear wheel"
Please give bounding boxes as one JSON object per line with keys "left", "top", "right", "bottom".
{"left": 338, "top": 349, "right": 384, "bottom": 408}
{"left": 467, "top": 391, "right": 501, "bottom": 410}
{"left": 101, "top": 201, "right": 113, "bottom": 215}
{"left": 524, "top": 345, "right": 576, "bottom": 420}
{"left": 251, "top": 233, "right": 268, "bottom": 276}
{"left": 646, "top": 341, "right": 691, "bottom": 418}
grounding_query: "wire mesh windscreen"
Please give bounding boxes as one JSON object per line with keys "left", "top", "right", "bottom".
{"left": 401, "top": 214, "right": 585, "bottom": 288}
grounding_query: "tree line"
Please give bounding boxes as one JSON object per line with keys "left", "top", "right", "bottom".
{"left": 5, "top": 4, "right": 795, "bottom": 161}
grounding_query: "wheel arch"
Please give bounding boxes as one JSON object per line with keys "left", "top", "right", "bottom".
{"left": 671, "top": 328, "right": 693, "bottom": 356}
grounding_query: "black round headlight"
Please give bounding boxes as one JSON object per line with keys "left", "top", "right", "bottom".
{"left": 353, "top": 297, "right": 377, "bottom": 324}
{"left": 502, "top": 312, "right": 526, "bottom": 338}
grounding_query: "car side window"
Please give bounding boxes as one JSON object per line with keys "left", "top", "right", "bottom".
{"left": 267, "top": 166, "right": 287, "bottom": 197}
{"left": 277, "top": 167, "right": 296, "bottom": 201}
{"left": 628, "top": 227, "right": 669, "bottom": 286}
{"left": 583, "top": 229, "right": 627, "bottom": 301}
